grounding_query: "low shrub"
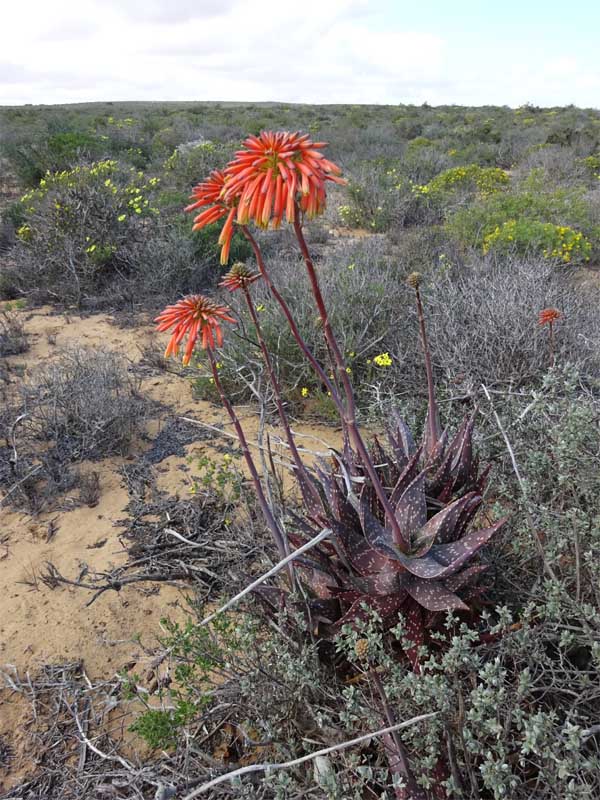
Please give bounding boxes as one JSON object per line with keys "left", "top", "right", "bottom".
{"left": 19, "top": 346, "right": 148, "bottom": 460}
{"left": 0, "top": 307, "right": 28, "bottom": 356}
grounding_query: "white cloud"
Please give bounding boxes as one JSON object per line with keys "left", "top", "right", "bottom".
{"left": 0, "top": 0, "right": 598, "bottom": 107}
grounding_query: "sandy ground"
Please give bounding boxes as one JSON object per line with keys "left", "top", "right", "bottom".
{"left": 0, "top": 303, "right": 340, "bottom": 790}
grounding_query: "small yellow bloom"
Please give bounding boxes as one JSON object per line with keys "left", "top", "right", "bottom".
{"left": 117, "top": 214, "right": 126, "bottom": 222}
{"left": 256, "top": 304, "right": 265, "bottom": 312}
{"left": 373, "top": 352, "right": 392, "bottom": 367}
{"left": 301, "top": 387, "right": 309, "bottom": 397}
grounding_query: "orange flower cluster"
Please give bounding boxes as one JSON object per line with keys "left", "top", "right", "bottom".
{"left": 538, "top": 308, "right": 562, "bottom": 326}
{"left": 185, "top": 170, "right": 237, "bottom": 264}
{"left": 219, "top": 262, "right": 261, "bottom": 293}
{"left": 155, "top": 294, "right": 235, "bottom": 365}
{"left": 223, "top": 131, "right": 345, "bottom": 228}
{"left": 185, "top": 131, "right": 345, "bottom": 264}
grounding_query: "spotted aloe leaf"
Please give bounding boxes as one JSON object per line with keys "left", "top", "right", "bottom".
{"left": 349, "top": 566, "right": 407, "bottom": 597}
{"left": 449, "top": 412, "right": 476, "bottom": 481}
{"left": 334, "top": 591, "right": 407, "bottom": 629}
{"left": 295, "top": 467, "right": 326, "bottom": 520}
{"left": 405, "top": 577, "right": 469, "bottom": 611}
{"left": 411, "top": 492, "right": 481, "bottom": 556}
{"left": 359, "top": 497, "right": 400, "bottom": 558}
{"left": 402, "top": 600, "right": 425, "bottom": 672}
{"left": 444, "top": 564, "right": 488, "bottom": 593}
{"left": 394, "top": 470, "right": 428, "bottom": 546}
{"left": 331, "top": 517, "right": 392, "bottom": 576}
{"left": 397, "top": 518, "right": 506, "bottom": 579}
{"left": 317, "top": 465, "right": 359, "bottom": 528}
{"left": 424, "top": 427, "right": 449, "bottom": 475}
{"left": 371, "top": 434, "right": 398, "bottom": 489}
{"left": 388, "top": 411, "right": 416, "bottom": 462}
{"left": 388, "top": 445, "right": 422, "bottom": 508}
{"left": 296, "top": 561, "right": 340, "bottom": 599}
{"left": 429, "top": 518, "right": 505, "bottom": 569}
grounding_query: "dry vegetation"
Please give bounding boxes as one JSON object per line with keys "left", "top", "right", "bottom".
{"left": 1, "top": 101, "right": 599, "bottom": 799}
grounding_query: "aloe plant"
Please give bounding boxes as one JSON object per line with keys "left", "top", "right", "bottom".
{"left": 283, "top": 414, "right": 505, "bottom": 663}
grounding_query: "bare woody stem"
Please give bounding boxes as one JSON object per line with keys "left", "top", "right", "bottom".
{"left": 414, "top": 284, "right": 440, "bottom": 458}
{"left": 549, "top": 322, "right": 555, "bottom": 367}
{"left": 241, "top": 226, "right": 344, "bottom": 417}
{"left": 292, "top": 211, "right": 407, "bottom": 551}
{"left": 206, "top": 346, "right": 289, "bottom": 563}
{"left": 241, "top": 284, "right": 321, "bottom": 508}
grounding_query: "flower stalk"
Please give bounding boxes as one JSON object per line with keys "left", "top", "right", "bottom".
{"left": 239, "top": 281, "right": 322, "bottom": 511}
{"left": 293, "top": 209, "right": 408, "bottom": 550}
{"left": 409, "top": 273, "right": 441, "bottom": 460}
{"left": 206, "top": 346, "right": 289, "bottom": 565}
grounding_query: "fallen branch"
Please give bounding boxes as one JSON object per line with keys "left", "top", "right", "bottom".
{"left": 180, "top": 712, "right": 437, "bottom": 798}
{"left": 200, "top": 526, "right": 332, "bottom": 626}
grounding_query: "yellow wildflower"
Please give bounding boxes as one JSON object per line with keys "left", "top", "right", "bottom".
{"left": 373, "top": 352, "right": 392, "bottom": 367}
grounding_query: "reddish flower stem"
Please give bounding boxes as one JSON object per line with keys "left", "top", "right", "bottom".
{"left": 241, "top": 226, "right": 344, "bottom": 415}
{"left": 206, "top": 347, "right": 289, "bottom": 564}
{"left": 292, "top": 212, "right": 407, "bottom": 551}
{"left": 370, "top": 670, "right": 426, "bottom": 800}
{"left": 414, "top": 285, "right": 441, "bottom": 459}
{"left": 241, "top": 285, "right": 321, "bottom": 508}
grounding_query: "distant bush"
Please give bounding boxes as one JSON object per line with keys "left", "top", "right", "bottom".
{"left": 162, "top": 139, "right": 233, "bottom": 188}
{"left": 11, "top": 160, "right": 161, "bottom": 304}
{"left": 446, "top": 171, "right": 598, "bottom": 263}
{"left": 6, "top": 158, "right": 248, "bottom": 307}
{"left": 0, "top": 307, "right": 28, "bottom": 356}
{"left": 1, "top": 130, "right": 107, "bottom": 187}
{"left": 482, "top": 220, "right": 591, "bottom": 263}
{"left": 412, "top": 163, "right": 509, "bottom": 201}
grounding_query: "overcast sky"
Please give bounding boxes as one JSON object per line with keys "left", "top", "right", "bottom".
{"left": 2, "top": 0, "right": 599, "bottom": 107}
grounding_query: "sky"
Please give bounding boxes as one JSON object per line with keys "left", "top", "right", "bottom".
{"left": 1, "top": 0, "right": 599, "bottom": 107}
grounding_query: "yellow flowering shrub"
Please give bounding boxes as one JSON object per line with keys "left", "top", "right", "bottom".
{"left": 13, "top": 161, "right": 163, "bottom": 302}
{"left": 411, "top": 164, "right": 509, "bottom": 200}
{"left": 482, "top": 220, "right": 591, "bottom": 264}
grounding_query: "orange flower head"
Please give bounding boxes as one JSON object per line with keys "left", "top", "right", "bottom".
{"left": 155, "top": 294, "right": 236, "bottom": 365}
{"left": 185, "top": 170, "right": 237, "bottom": 265}
{"left": 538, "top": 308, "right": 562, "bottom": 326}
{"left": 219, "top": 262, "right": 261, "bottom": 292}
{"left": 223, "top": 130, "right": 346, "bottom": 229}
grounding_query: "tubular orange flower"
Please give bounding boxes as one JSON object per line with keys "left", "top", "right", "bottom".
{"left": 219, "top": 262, "right": 261, "bottom": 292}
{"left": 155, "top": 294, "right": 236, "bottom": 365}
{"left": 223, "top": 131, "right": 346, "bottom": 228}
{"left": 538, "top": 308, "right": 562, "bottom": 326}
{"left": 185, "top": 170, "right": 237, "bottom": 265}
